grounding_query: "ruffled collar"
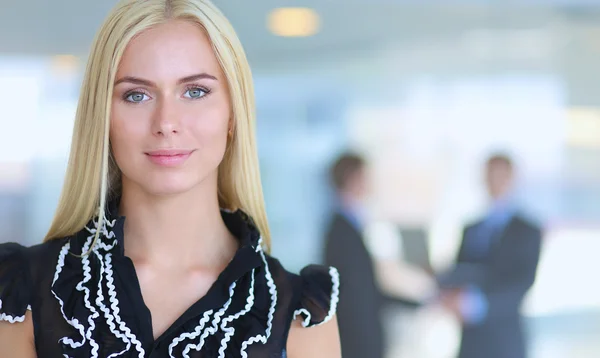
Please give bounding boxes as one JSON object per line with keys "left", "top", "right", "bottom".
{"left": 51, "top": 198, "right": 277, "bottom": 358}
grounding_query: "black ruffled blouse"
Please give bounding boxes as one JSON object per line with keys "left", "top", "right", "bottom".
{"left": 0, "top": 202, "right": 339, "bottom": 358}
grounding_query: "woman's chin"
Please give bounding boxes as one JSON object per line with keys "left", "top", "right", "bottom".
{"left": 121, "top": 171, "right": 216, "bottom": 197}
{"left": 137, "top": 178, "right": 201, "bottom": 197}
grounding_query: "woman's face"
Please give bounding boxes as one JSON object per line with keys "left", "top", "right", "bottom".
{"left": 110, "top": 19, "right": 231, "bottom": 197}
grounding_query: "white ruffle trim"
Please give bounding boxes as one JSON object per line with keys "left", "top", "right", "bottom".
{"left": 293, "top": 266, "right": 340, "bottom": 328}
{"left": 240, "top": 238, "right": 278, "bottom": 358}
{"left": 76, "top": 232, "right": 100, "bottom": 357}
{"left": 218, "top": 269, "right": 256, "bottom": 357}
{"left": 51, "top": 241, "right": 88, "bottom": 349}
{"left": 52, "top": 218, "right": 145, "bottom": 358}
{"left": 181, "top": 282, "right": 236, "bottom": 357}
{"left": 0, "top": 299, "right": 27, "bottom": 323}
{"left": 170, "top": 237, "right": 278, "bottom": 358}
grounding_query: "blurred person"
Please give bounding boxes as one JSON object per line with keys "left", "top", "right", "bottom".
{"left": 0, "top": 1, "right": 341, "bottom": 357}
{"left": 437, "top": 153, "right": 542, "bottom": 358}
{"left": 324, "top": 152, "right": 437, "bottom": 358}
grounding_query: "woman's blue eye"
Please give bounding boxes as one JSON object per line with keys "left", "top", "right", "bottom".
{"left": 184, "top": 88, "right": 207, "bottom": 99}
{"left": 125, "top": 92, "right": 149, "bottom": 103}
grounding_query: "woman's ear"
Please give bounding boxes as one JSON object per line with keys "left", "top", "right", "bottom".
{"left": 227, "top": 119, "right": 234, "bottom": 137}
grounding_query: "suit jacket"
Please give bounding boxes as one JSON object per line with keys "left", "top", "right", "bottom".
{"left": 323, "top": 212, "right": 385, "bottom": 358}
{"left": 443, "top": 213, "right": 542, "bottom": 358}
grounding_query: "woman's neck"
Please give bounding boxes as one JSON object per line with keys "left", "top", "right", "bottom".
{"left": 118, "top": 182, "right": 238, "bottom": 269}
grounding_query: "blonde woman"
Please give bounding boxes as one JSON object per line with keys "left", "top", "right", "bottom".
{"left": 0, "top": 0, "right": 341, "bottom": 357}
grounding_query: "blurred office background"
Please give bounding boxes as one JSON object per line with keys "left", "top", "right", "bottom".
{"left": 1, "top": 1, "right": 600, "bottom": 357}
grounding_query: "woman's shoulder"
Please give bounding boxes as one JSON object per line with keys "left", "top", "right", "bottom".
{"left": 0, "top": 238, "right": 69, "bottom": 275}
{"left": 0, "top": 242, "right": 32, "bottom": 323}
{"left": 0, "top": 238, "right": 68, "bottom": 323}
{"left": 263, "top": 254, "right": 340, "bottom": 328}
{"left": 1, "top": 237, "right": 70, "bottom": 271}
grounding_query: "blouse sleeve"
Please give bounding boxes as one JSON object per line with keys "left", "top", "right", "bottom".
{"left": 293, "top": 264, "right": 340, "bottom": 328}
{"left": 0, "top": 243, "right": 32, "bottom": 323}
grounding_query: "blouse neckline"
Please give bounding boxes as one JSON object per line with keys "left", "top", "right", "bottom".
{"left": 55, "top": 197, "right": 272, "bottom": 355}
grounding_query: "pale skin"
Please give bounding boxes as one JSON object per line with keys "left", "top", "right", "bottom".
{"left": 0, "top": 19, "right": 340, "bottom": 358}
{"left": 0, "top": 312, "right": 36, "bottom": 357}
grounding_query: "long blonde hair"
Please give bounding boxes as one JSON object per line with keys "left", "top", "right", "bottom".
{"left": 44, "top": 0, "right": 271, "bottom": 251}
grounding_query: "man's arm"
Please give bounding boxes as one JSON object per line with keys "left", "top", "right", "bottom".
{"left": 365, "top": 221, "right": 438, "bottom": 305}
{"left": 374, "top": 259, "right": 438, "bottom": 305}
{"left": 437, "top": 226, "right": 487, "bottom": 289}
{"left": 444, "top": 224, "right": 542, "bottom": 324}
{"left": 478, "top": 224, "right": 542, "bottom": 320}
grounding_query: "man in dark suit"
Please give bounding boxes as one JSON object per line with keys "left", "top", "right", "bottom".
{"left": 438, "top": 154, "right": 543, "bottom": 358}
{"left": 323, "top": 152, "right": 384, "bottom": 358}
{"left": 323, "top": 152, "right": 435, "bottom": 358}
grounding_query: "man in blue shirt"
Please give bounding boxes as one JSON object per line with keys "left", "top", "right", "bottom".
{"left": 437, "top": 153, "right": 543, "bottom": 358}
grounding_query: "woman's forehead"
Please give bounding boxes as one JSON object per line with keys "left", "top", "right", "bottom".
{"left": 116, "top": 19, "right": 222, "bottom": 83}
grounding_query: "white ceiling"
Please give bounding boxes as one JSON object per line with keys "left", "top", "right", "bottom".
{"left": 2, "top": 0, "right": 600, "bottom": 104}
{"left": 1, "top": 1, "right": 598, "bottom": 60}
